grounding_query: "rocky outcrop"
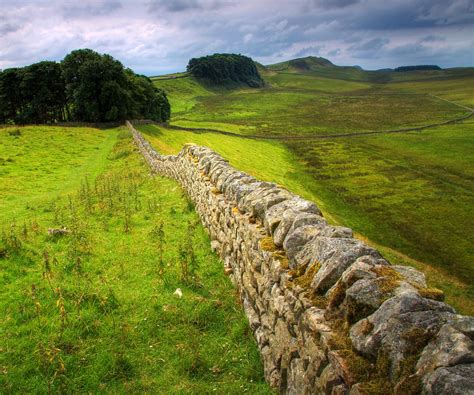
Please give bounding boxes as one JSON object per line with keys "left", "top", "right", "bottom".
{"left": 127, "top": 121, "right": 474, "bottom": 394}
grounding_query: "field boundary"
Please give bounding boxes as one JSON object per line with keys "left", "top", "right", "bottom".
{"left": 129, "top": 121, "right": 474, "bottom": 393}
{"left": 162, "top": 104, "right": 473, "bottom": 141}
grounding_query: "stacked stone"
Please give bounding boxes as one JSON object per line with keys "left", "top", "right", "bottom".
{"left": 127, "top": 121, "right": 474, "bottom": 394}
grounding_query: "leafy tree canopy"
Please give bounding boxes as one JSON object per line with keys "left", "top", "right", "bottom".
{"left": 187, "top": 53, "right": 264, "bottom": 88}
{"left": 0, "top": 49, "right": 170, "bottom": 124}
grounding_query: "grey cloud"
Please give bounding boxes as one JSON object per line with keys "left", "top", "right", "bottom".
{"left": 147, "top": 0, "right": 233, "bottom": 13}
{"left": 294, "top": 45, "right": 324, "bottom": 57}
{"left": 350, "top": 37, "right": 389, "bottom": 52}
{"left": 0, "top": 22, "right": 20, "bottom": 37}
{"left": 0, "top": 0, "right": 473, "bottom": 74}
{"left": 63, "top": 0, "right": 122, "bottom": 18}
{"left": 307, "top": 0, "right": 360, "bottom": 9}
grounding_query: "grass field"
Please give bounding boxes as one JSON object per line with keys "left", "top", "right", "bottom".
{"left": 151, "top": 63, "right": 474, "bottom": 315}
{"left": 159, "top": 73, "right": 468, "bottom": 137}
{"left": 0, "top": 126, "right": 270, "bottom": 393}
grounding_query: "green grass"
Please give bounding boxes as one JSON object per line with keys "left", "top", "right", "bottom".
{"left": 137, "top": 122, "right": 474, "bottom": 315}
{"left": 148, "top": 67, "right": 474, "bottom": 315}
{"left": 0, "top": 126, "right": 119, "bottom": 220}
{"left": 0, "top": 126, "right": 270, "bottom": 393}
{"left": 285, "top": 121, "right": 474, "bottom": 293}
{"left": 151, "top": 76, "right": 214, "bottom": 115}
{"left": 387, "top": 75, "right": 474, "bottom": 107}
{"left": 154, "top": 74, "right": 467, "bottom": 137}
{"left": 137, "top": 124, "right": 319, "bottom": 204}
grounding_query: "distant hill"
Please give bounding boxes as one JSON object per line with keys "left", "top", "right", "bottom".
{"left": 187, "top": 53, "right": 264, "bottom": 88}
{"left": 267, "top": 56, "right": 334, "bottom": 72}
{"left": 265, "top": 56, "right": 473, "bottom": 83}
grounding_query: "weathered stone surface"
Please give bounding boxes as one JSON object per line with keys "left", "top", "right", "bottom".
{"left": 311, "top": 237, "right": 382, "bottom": 294}
{"left": 316, "top": 365, "right": 344, "bottom": 394}
{"left": 392, "top": 265, "right": 427, "bottom": 288}
{"left": 416, "top": 316, "right": 474, "bottom": 377}
{"left": 263, "top": 197, "right": 320, "bottom": 235}
{"left": 422, "top": 364, "right": 474, "bottom": 394}
{"left": 350, "top": 292, "right": 455, "bottom": 377}
{"left": 128, "top": 122, "right": 474, "bottom": 395}
{"left": 283, "top": 225, "right": 321, "bottom": 267}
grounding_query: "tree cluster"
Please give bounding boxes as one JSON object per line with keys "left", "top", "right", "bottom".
{"left": 0, "top": 49, "right": 170, "bottom": 124}
{"left": 187, "top": 53, "right": 264, "bottom": 88}
{"left": 395, "top": 65, "right": 441, "bottom": 72}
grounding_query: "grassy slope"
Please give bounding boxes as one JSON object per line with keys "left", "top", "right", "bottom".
{"left": 0, "top": 126, "right": 270, "bottom": 393}
{"left": 150, "top": 66, "right": 474, "bottom": 315}
{"left": 0, "top": 126, "right": 118, "bottom": 220}
{"left": 160, "top": 73, "right": 467, "bottom": 137}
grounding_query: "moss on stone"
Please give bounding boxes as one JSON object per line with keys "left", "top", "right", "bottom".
{"left": 337, "top": 349, "right": 373, "bottom": 382}
{"left": 291, "top": 262, "right": 321, "bottom": 290}
{"left": 417, "top": 286, "right": 445, "bottom": 301}
{"left": 211, "top": 187, "right": 222, "bottom": 195}
{"left": 359, "top": 319, "right": 374, "bottom": 336}
{"left": 355, "top": 379, "right": 393, "bottom": 395}
{"left": 272, "top": 251, "right": 289, "bottom": 269}
{"left": 260, "top": 236, "right": 278, "bottom": 252}
{"left": 371, "top": 266, "right": 403, "bottom": 295}
{"left": 327, "top": 280, "right": 347, "bottom": 310}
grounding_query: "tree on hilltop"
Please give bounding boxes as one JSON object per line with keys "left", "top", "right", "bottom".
{"left": 187, "top": 53, "right": 264, "bottom": 88}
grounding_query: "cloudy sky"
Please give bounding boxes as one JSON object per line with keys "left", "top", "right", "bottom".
{"left": 1, "top": 0, "right": 473, "bottom": 75}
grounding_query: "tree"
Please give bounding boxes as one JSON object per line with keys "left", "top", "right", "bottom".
{"left": 19, "top": 61, "right": 66, "bottom": 123}
{"left": 187, "top": 53, "right": 264, "bottom": 88}
{"left": 0, "top": 68, "right": 24, "bottom": 123}
{"left": 62, "top": 49, "right": 170, "bottom": 123}
{"left": 0, "top": 48, "right": 170, "bottom": 125}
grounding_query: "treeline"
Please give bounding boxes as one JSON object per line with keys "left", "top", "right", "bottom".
{"left": 395, "top": 65, "right": 441, "bottom": 72}
{"left": 0, "top": 49, "right": 170, "bottom": 124}
{"left": 187, "top": 53, "right": 264, "bottom": 88}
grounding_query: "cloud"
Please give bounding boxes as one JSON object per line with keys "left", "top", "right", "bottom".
{"left": 63, "top": 0, "right": 122, "bottom": 18}
{"left": 147, "top": 0, "right": 233, "bottom": 13}
{"left": 0, "top": 0, "right": 473, "bottom": 74}
{"left": 307, "top": 0, "right": 361, "bottom": 9}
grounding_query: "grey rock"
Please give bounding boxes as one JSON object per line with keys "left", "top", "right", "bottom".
{"left": 315, "top": 365, "right": 344, "bottom": 395}
{"left": 417, "top": 316, "right": 474, "bottom": 377}
{"left": 283, "top": 225, "right": 321, "bottom": 268}
{"left": 311, "top": 237, "right": 381, "bottom": 293}
{"left": 263, "top": 197, "right": 320, "bottom": 236}
{"left": 350, "top": 292, "right": 455, "bottom": 377}
{"left": 319, "top": 225, "right": 353, "bottom": 238}
{"left": 252, "top": 189, "right": 294, "bottom": 221}
{"left": 422, "top": 364, "right": 474, "bottom": 395}
{"left": 392, "top": 265, "right": 427, "bottom": 288}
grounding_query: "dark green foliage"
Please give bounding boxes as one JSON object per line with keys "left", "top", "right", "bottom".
{"left": 0, "top": 49, "right": 170, "bottom": 124}
{"left": 0, "top": 62, "right": 67, "bottom": 124}
{"left": 187, "top": 53, "right": 264, "bottom": 88}
{"left": 395, "top": 65, "right": 442, "bottom": 72}
{"left": 62, "top": 49, "right": 170, "bottom": 123}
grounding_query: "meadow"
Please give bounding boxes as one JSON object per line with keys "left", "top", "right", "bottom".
{"left": 0, "top": 126, "right": 270, "bottom": 393}
{"left": 154, "top": 72, "right": 469, "bottom": 138}
{"left": 150, "top": 64, "right": 474, "bottom": 315}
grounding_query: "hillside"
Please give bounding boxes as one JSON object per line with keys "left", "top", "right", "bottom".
{"left": 265, "top": 56, "right": 474, "bottom": 84}
{"left": 150, "top": 57, "right": 474, "bottom": 315}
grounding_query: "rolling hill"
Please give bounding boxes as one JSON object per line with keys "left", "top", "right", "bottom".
{"left": 149, "top": 55, "right": 474, "bottom": 315}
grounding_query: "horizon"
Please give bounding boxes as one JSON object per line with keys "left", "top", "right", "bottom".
{"left": 1, "top": 0, "right": 474, "bottom": 76}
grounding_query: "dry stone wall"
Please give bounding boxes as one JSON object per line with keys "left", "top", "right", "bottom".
{"left": 127, "top": 121, "right": 474, "bottom": 394}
